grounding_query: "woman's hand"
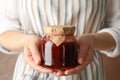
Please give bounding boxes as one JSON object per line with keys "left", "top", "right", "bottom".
{"left": 23, "top": 35, "right": 54, "bottom": 74}
{"left": 0, "top": 30, "right": 55, "bottom": 74}
{"left": 54, "top": 34, "right": 94, "bottom": 76}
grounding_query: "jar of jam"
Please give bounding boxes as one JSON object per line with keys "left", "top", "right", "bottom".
{"left": 41, "top": 25, "right": 78, "bottom": 70}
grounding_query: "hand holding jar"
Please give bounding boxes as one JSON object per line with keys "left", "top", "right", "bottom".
{"left": 53, "top": 34, "right": 94, "bottom": 76}
{"left": 40, "top": 25, "right": 94, "bottom": 76}
{"left": 23, "top": 25, "right": 94, "bottom": 76}
{"left": 41, "top": 25, "right": 78, "bottom": 70}
{"left": 23, "top": 35, "right": 54, "bottom": 74}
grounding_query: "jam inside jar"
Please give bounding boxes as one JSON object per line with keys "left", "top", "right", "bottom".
{"left": 41, "top": 25, "right": 78, "bottom": 70}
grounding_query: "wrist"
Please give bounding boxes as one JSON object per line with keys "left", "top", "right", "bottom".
{"left": 91, "top": 32, "right": 116, "bottom": 51}
{"left": 24, "top": 35, "right": 41, "bottom": 49}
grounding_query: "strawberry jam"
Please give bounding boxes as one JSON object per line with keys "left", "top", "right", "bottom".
{"left": 41, "top": 36, "right": 78, "bottom": 70}
{"left": 41, "top": 25, "right": 78, "bottom": 70}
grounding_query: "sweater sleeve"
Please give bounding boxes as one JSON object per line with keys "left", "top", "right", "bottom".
{"left": 0, "top": 0, "right": 22, "bottom": 54}
{"left": 98, "top": 0, "right": 120, "bottom": 57}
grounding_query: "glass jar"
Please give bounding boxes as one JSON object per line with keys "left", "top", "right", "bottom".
{"left": 41, "top": 25, "right": 78, "bottom": 70}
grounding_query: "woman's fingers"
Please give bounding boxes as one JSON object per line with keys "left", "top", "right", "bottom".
{"left": 24, "top": 46, "right": 32, "bottom": 63}
{"left": 65, "top": 53, "right": 93, "bottom": 75}
{"left": 54, "top": 70, "right": 65, "bottom": 76}
{"left": 24, "top": 46, "right": 53, "bottom": 74}
{"left": 78, "top": 44, "right": 89, "bottom": 64}
{"left": 29, "top": 44, "right": 41, "bottom": 65}
{"left": 77, "top": 34, "right": 94, "bottom": 65}
{"left": 64, "top": 45, "right": 94, "bottom": 75}
{"left": 28, "top": 58, "right": 53, "bottom": 74}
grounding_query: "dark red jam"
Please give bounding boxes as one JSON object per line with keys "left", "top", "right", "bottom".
{"left": 41, "top": 36, "right": 78, "bottom": 70}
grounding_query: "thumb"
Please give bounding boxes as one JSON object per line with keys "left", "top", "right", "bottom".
{"left": 78, "top": 45, "right": 89, "bottom": 64}
{"left": 29, "top": 44, "right": 41, "bottom": 65}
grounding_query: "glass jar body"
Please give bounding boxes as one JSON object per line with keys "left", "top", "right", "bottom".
{"left": 41, "top": 35, "right": 78, "bottom": 70}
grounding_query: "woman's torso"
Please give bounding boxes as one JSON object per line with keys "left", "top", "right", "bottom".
{"left": 13, "top": 0, "right": 106, "bottom": 80}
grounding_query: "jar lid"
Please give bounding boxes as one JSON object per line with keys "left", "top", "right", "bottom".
{"left": 43, "top": 25, "right": 75, "bottom": 46}
{"left": 43, "top": 25, "right": 75, "bottom": 35}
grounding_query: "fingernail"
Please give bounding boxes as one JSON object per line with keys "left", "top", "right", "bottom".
{"left": 54, "top": 72, "right": 56, "bottom": 75}
{"left": 56, "top": 74, "right": 59, "bottom": 76}
{"left": 35, "top": 57, "right": 40, "bottom": 64}
{"left": 79, "top": 58, "right": 84, "bottom": 64}
{"left": 65, "top": 72, "right": 68, "bottom": 75}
